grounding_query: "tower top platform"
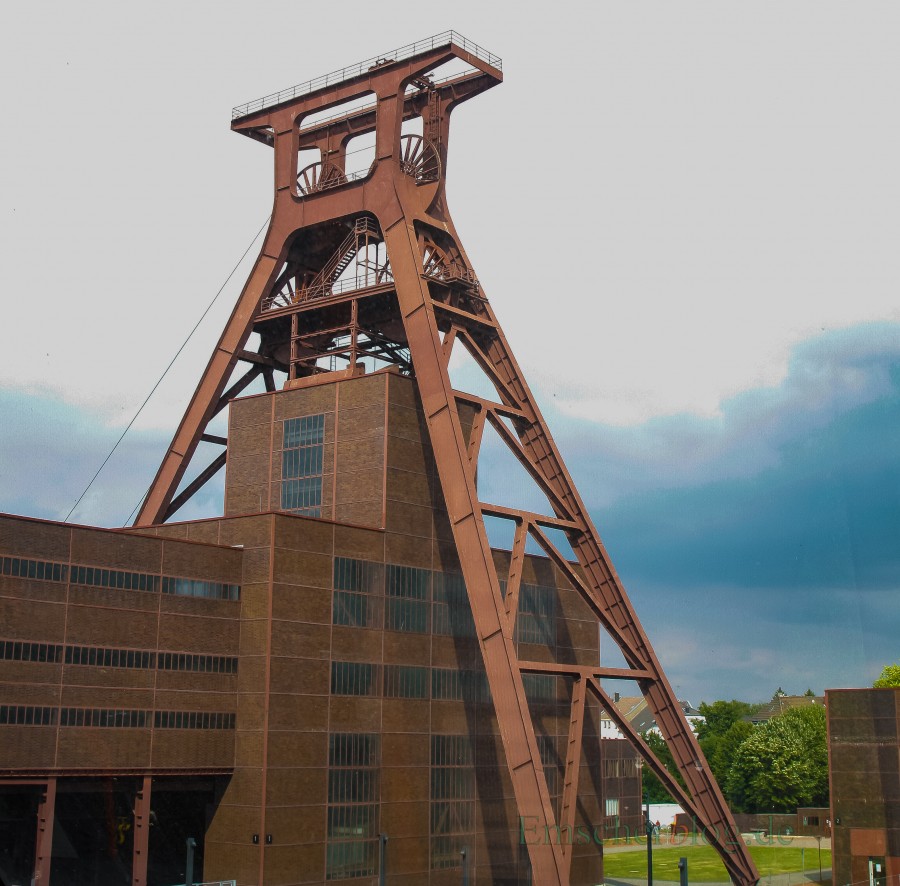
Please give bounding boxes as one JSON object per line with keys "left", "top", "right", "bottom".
{"left": 231, "top": 30, "right": 502, "bottom": 122}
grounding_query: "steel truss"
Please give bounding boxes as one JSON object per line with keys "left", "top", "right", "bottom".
{"left": 135, "top": 33, "right": 759, "bottom": 886}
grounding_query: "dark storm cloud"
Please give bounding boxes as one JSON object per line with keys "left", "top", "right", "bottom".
{"left": 542, "top": 323, "right": 900, "bottom": 699}
{"left": 598, "top": 358, "right": 900, "bottom": 594}
{"left": 559, "top": 323, "right": 900, "bottom": 507}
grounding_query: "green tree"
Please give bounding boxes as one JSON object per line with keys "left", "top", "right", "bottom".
{"left": 695, "top": 699, "right": 759, "bottom": 796}
{"left": 873, "top": 663, "right": 900, "bottom": 688}
{"left": 725, "top": 705, "right": 828, "bottom": 813}
{"left": 706, "top": 719, "right": 754, "bottom": 796}
{"left": 639, "top": 731, "right": 687, "bottom": 803}
{"left": 695, "top": 699, "right": 759, "bottom": 741}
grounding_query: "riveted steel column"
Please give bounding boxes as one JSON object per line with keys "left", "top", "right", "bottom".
{"left": 33, "top": 777, "right": 56, "bottom": 886}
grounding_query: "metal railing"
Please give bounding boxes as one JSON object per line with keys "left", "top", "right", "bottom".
{"left": 232, "top": 31, "right": 501, "bottom": 119}
{"left": 298, "top": 66, "right": 484, "bottom": 132}
{"left": 298, "top": 272, "right": 394, "bottom": 304}
{"left": 262, "top": 271, "right": 394, "bottom": 312}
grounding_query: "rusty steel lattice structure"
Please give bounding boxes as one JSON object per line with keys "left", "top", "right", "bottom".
{"left": 135, "top": 32, "right": 759, "bottom": 886}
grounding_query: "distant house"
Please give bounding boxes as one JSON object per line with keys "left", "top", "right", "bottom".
{"left": 679, "top": 699, "right": 705, "bottom": 734}
{"left": 599, "top": 695, "right": 705, "bottom": 739}
{"left": 749, "top": 694, "right": 825, "bottom": 725}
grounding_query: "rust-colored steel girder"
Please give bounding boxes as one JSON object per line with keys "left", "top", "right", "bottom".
{"left": 134, "top": 32, "right": 759, "bottom": 886}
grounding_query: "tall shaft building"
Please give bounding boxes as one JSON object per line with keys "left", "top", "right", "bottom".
{"left": 0, "top": 31, "right": 755, "bottom": 886}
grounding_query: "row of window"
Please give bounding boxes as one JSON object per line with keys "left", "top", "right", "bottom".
{"left": 0, "top": 557, "right": 67, "bottom": 583}
{"left": 0, "top": 705, "right": 56, "bottom": 726}
{"left": 331, "top": 662, "right": 494, "bottom": 702}
{"left": 0, "top": 640, "right": 237, "bottom": 674}
{"left": 603, "top": 757, "right": 640, "bottom": 779}
{"left": 330, "top": 661, "right": 560, "bottom": 705}
{"left": 161, "top": 576, "right": 241, "bottom": 601}
{"left": 334, "top": 557, "right": 559, "bottom": 646}
{"left": 0, "top": 705, "right": 236, "bottom": 729}
{"left": 1, "top": 556, "right": 240, "bottom": 601}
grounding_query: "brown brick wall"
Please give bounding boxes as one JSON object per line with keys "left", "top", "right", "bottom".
{"left": 828, "top": 688, "right": 900, "bottom": 886}
{"left": 0, "top": 516, "right": 241, "bottom": 776}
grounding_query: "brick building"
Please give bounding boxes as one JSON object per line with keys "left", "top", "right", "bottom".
{"left": 828, "top": 687, "right": 900, "bottom": 886}
{"left": 0, "top": 369, "right": 641, "bottom": 885}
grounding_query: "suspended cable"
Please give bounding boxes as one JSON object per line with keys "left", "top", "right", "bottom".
{"left": 65, "top": 214, "right": 271, "bottom": 525}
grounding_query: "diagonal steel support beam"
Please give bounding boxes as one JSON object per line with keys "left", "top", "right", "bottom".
{"left": 164, "top": 451, "right": 228, "bottom": 521}
{"left": 559, "top": 676, "right": 587, "bottom": 879}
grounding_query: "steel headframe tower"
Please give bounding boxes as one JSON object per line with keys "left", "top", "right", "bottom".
{"left": 135, "top": 32, "right": 759, "bottom": 886}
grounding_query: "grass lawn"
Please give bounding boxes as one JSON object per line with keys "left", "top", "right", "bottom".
{"left": 602, "top": 842, "right": 832, "bottom": 882}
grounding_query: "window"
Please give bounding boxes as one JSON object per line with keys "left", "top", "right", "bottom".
{"left": 331, "top": 661, "right": 377, "bottom": 696}
{"left": 432, "top": 571, "right": 475, "bottom": 638}
{"left": 431, "top": 668, "right": 490, "bottom": 703}
{"left": 384, "top": 665, "right": 427, "bottom": 699}
{"left": 385, "top": 564, "right": 429, "bottom": 632}
{"left": 431, "top": 735, "right": 475, "bottom": 870}
{"left": 522, "top": 673, "right": 557, "bottom": 703}
{"left": 432, "top": 668, "right": 463, "bottom": 701}
{"left": 162, "top": 576, "right": 240, "bottom": 601}
{"left": 606, "top": 798, "right": 620, "bottom": 817}
{"left": 327, "top": 733, "right": 379, "bottom": 880}
{"left": 538, "top": 735, "right": 561, "bottom": 799}
{"left": 333, "top": 557, "right": 382, "bottom": 628}
{"left": 281, "top": 414, "right": 325, "bottom": 516}
{"left": 516, "top": 582, "right": 556, "bottom": 646}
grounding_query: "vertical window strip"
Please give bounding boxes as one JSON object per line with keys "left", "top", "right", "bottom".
{"left": 385, "top": 564, "right": 429, "bottom": 632}
{"left": 430, "top": 735, "right": 475, "bottom": 870}
{"left": 538, "top": 734, "right": 562, "bottom": 799}
{"left": 516, "top": 582, "right": 557, "bottom": 646}
{"left": 522, "top": 672, "right": 557, "bottom": 703}
{"left": 332, "top": 557, "right": 382, "bottom": 628}
{"left": 282, "top": 414, "right": 325, "bottom": 517}
{"left": 432, "top": 571, "right": 474, "bottom": 638}
{"left": 327, "top": 733, "right": 379, "bottom": 880}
